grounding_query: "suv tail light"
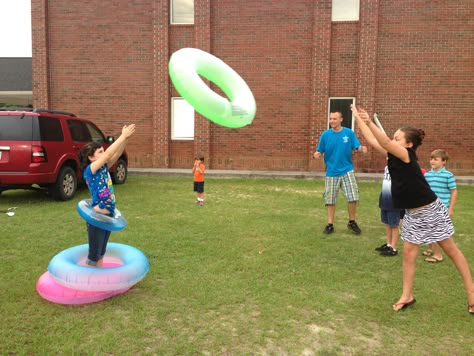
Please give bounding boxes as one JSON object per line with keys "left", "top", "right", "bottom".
{"left": 31, "top": 145, "right": 48, "bottom": 163}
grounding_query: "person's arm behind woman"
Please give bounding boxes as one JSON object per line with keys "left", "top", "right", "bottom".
{"left": 351, "top": 105, "right": 386, "bottom": 155}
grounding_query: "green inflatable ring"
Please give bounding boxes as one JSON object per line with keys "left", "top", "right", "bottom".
{"left": 168, "top": 48, "right": 256, "bottom": 129}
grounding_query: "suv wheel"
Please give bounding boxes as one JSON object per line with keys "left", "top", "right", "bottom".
{"left": 50, "top": 166, "right": 77, "bottom": 201}
{"left": 111, "top": 158, "right": 127, "bottom": 184}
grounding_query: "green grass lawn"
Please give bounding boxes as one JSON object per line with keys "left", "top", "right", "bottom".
{"left": 1, "top": 176, "right": 473, "bottom": 354}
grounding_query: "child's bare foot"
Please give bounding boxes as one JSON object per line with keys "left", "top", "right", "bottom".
{"left": 424, "top": 255, "right": 443, "bottom": 263}
{"left": 393, "top": 297, "right": 416, "bottom": 311}
{"left": 422, "top": 249, "right": 433, "bottom": 256}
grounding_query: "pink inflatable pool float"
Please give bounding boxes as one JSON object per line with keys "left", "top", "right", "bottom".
{"left": 36, "top": 272, "right": 129, "bottom": 305}
{"left": 36, "top": 243, "right": 149, "bottom": 305}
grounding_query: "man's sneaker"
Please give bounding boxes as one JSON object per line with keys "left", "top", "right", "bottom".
{"left": 347, "top": 221, "right": 361, "bottom": 235}
{"left": 375, "top": 243, "right": 390, "bottom": 252}
{"left": 323, "top": 224, "right": 334, "bottom": 234}
{"left": 380, "top": 247, "right": 398, "bottom": 256}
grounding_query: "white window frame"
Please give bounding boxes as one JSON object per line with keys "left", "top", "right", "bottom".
{"left": 171, "top": 97, "right": 195, "bottom": 140}
{"left": 170, "top": 0, "right": 194, "bottom": 25}
{"left": 328, "top": 97, "right": 356, "bottom": 130}
{"left": 332, "top": 0, "right": 360, "bottom": 21}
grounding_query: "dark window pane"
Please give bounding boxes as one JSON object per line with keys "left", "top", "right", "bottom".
{"left": 85, "top": 122, "right": 106, "bottom": 143}
{"left": 67, "top": 119, "right": 92, "bottom": 142}
{"left": 329, "top": 98, "right": 354, "bottom": 129}
{"left": 39, "top": 116, "right": 64, "bottom": 141}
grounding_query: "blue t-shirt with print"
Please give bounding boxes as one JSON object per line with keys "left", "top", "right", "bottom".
{"left": 83, "top": 164, "right": 116, "bottom": 214}
{"left": 316, "top": 127, "right": 361, "bottom": 177}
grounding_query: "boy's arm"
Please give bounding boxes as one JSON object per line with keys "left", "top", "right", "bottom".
{"left": 196, "top": 163, "right": 205, "bottom": 174}
{"left": 448, "top": 188, "right": 457, "bottom": 217}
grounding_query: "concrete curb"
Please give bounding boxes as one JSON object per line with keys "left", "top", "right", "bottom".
{"left": 129, "top": 168, "right": 474, "bottom": 185}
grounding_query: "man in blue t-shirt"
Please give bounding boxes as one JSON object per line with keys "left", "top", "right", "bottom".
{"left": 314, "top": 110, "right": 367, "bottom": 235}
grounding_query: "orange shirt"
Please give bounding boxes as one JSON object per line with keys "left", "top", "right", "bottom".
{"left": 193, "top": 163, "right": 205, "bottom": 182}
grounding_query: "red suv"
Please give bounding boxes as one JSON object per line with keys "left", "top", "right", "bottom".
{"left": 0, "top": 108, "right": 128, "bottom": 200}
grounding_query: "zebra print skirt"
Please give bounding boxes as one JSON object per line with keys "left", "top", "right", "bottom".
{"left": 401, "top": 198, "right": 454, "bottom": 245}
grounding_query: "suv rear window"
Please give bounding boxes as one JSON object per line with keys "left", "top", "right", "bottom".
{"left": 0, "top": 115, "right": 64, "bottom": 141}
{"left": 0, "top": 115, "right": 34, "bottom": 140}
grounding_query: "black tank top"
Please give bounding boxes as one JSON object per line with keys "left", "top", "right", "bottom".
{"left": 388, "top": 149, "right": 436, "bottom": 209}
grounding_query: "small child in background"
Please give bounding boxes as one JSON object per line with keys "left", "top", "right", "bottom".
{"left": 375, "top": 164, "right": 404, "bottom": 256}
{"left": 193, "top": 155, "right": 205, "bottom": 205}
{"left": 422, "top": 149, "right": 457, "bottom": 263}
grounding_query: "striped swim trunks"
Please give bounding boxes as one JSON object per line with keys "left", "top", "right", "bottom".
{"left": 401, "top": 198, "right": 454, "bottom": 245}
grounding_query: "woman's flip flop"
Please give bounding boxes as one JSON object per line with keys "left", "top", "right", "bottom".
{"left": 393, "top": 299, "right": 416, "bottom": 311}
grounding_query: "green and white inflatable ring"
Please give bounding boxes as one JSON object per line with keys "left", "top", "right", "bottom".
{"left": 168, "top": 48, "right": 256, "bottom": 129}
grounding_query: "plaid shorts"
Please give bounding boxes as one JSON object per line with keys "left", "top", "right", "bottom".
{"left": 324, "top": 171, "right": 359, "bottom": 205}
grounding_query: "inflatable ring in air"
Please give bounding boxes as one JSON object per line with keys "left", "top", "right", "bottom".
{"left": 77, "top": 199, "right": 127, "bottom": 231}
{"left": 168, "top": 47, "right": 256, "bottom": 128}
{"left": 47, "top": 243, "right": 150, "bottom": 292}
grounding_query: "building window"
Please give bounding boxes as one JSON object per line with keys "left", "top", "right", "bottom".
{"left": 328, "top": 97, "right": 355, "bottom": 129}
{"left": 171, "top": 0, "right": 194, "bottom": 24}
{"left": 171, "top": 97, "right": 194, "bottom": 140}
{"left": 332, "top": 0, "right": 359, "bottom": 21}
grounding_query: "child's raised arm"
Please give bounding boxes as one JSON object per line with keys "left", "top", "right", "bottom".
{"left": 90, "top": 124, "right": 136, "bottom": 174}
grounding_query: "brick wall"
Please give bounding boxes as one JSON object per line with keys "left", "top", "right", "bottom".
{"left": 374, "top": 0, "right": 474, "bottom": 174}
{"left": 32, "top": 0, "right": 474, "bottom": 174}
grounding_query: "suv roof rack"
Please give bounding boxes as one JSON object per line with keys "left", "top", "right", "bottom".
{"left": 33, "top": 108, "right": 77, "bottom": 117}
{"left": 0, "top": 106, "right": 35, "bottom": 112}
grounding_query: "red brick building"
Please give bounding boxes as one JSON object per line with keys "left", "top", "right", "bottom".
{"left": 32, "top": 0, "right": 474, "bottom": 174}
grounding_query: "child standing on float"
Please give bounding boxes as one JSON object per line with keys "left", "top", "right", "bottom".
{"left": 351, "top": 105, "right": 474, "bottom": 313}
{"left": 79, "top": 124, "right": 136, "bottom": 267}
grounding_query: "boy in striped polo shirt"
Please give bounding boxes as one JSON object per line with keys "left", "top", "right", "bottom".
{"left": 423, "top": 149, "right": 457, "bottom": 263}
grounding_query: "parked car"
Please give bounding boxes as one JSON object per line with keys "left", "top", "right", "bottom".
{"left": 0, "top": 108, "right": 128, "bottom": 200}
